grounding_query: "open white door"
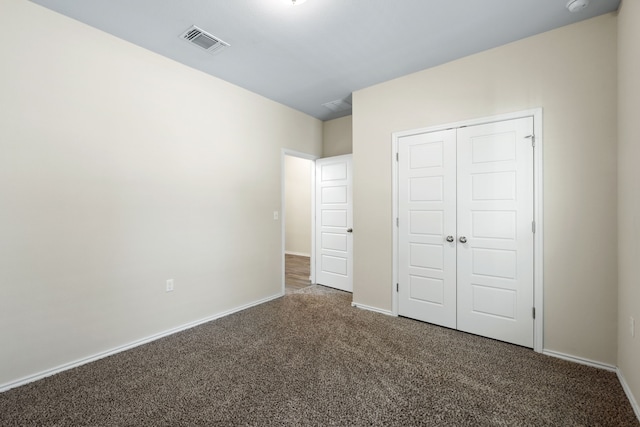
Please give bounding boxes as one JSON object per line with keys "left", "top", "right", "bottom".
{"left": 315, "top": 155, "right": 353, "bottom": 292}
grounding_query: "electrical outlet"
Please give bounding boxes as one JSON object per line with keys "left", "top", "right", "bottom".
{"left": 631, "top": 317, "right": 635, "bottom": 338}
{"left": 166, "top": 279, "right": 174, "bottom": 292}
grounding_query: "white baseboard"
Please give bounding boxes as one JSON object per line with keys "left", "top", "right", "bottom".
{"left": 542, "top": 349, "right": 616, "bottom": 372}
{"left": 285, "top": 251, "right": 310, "bottom": 257}
{"left": 618, "top": 368, "right": 640, "bottom": 422}
{"left": 0, "top": 292, "right": 283, "bottom": 393}
{"left": 351, "top": 301, "right": 395, "bottom": 317}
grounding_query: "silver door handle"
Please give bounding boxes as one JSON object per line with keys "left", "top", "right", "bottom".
{"left": 459, "top": 236, "right": 467, "bottom": 243}
{"left": 446, "top": 236, "right": 454, "bottom": 242}
{"left": 347, "top": 228, "right": 353, "bottom": 233}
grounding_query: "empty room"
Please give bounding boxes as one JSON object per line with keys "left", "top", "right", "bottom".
{"left": 1, "top": 0, "right": 639, "bottom": 425}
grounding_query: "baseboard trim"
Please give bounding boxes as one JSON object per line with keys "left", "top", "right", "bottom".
{"left": 0, "top": 292, "right": 282, "bottom": 393}
{"left": 617, "top": 368, "right": 640, "bottom": 422}
{"left": 284, "top": 251, "right": 310, "bottom": 257}
{"left": 351, "top": 302, "right": 395, "bottom": 317}
{"left": 542, "top": 349, "right": 616, "bottom": 372}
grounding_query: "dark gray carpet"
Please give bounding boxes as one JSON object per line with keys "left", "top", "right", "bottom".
{"left": 1, "top": 288, "right": 638, "bottom": 426}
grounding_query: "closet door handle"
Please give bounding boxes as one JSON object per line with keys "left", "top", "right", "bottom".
{"left": 445, "top": 236, "right": 454, "bottom": 242}
{"left": 459, "top": 236, "right": 467, "bottom": 244}
{"left": 347, "top": 228, "right": 353, "bottom": 233}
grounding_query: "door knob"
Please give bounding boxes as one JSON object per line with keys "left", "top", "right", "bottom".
{"left": 446, "top": 236, "right": 454, "bottom": 242}
{"left": 459, "top": 236, "right": 467, "bottom": 243}
{"left": 347, "top": 228, "right": 353, "bottom": 233}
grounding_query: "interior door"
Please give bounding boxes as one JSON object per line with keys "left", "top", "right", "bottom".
{"left": 397, "top": 117, "right": 535, "bottom": 348}
{"left": 398, "top": 130, "right": 457, "bottom": 328}
{"left": 456, "top": 118, "right": 534, "bottom": 347}
{"left": 315, "top": 155, "right": 353, "bottom": 292}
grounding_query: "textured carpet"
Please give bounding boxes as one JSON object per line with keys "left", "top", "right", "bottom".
{"left": 1, "top": 289, "right": 638, "bottom": 426}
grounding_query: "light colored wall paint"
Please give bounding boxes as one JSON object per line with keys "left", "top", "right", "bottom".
{"left": 323, "top": 115, "right": 353, "bottom": 156}
{"left": 353, "top": 14, "right": 618, "bottom": 364}
{"left": 618, "top": 0, "right": 640, "bottom": 411}
{"left": 285, "top": 156, "right": 312, "bottom": 256}
{"left": 0, "top": 0, "right": 322, "bottom": 387}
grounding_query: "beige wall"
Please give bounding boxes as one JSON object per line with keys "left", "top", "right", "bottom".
{"left": 353, "top": 14, "right": 618, "bottom": 364}
{"left": 322, "top": 115, "right": 353, "bottom": 156}
{"left": 618, "top": 0, "right": 640, "bottom": 410}
{"left": 0, "top": 0, "right": 322, "bottom": 387}
{"left": 285, "top": 156, "right": 312, "bottom": 256}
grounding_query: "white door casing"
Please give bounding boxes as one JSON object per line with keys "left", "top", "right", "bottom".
{"left": 398, "top": 129, "right": 457, "bottom": 328}
{"left": 456, "top": 117, "right": 534, "bottom": 348}
{"left": 396, "top": 114, "right": 537, "bottom": 349}
{"left": 315, "top": 155, "right": 353, "bottom": 292}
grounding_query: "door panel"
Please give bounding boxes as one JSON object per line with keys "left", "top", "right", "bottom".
{"left": 456, "top": 117, "right": 534, "bottom": 347}
{"left": 321, "top": 186, "right": 347, "bottom": 204}
{"left": 315, "top": 155, "right": 353, "bottom": 292}
{"left": 322, "top": 210, "right": 347, "bottom": 227}
{"left": 398, "top": 129, "right": 457, "bottom": 328}
{"left": 321, "top": 233, "right": 347, "bottom": 251}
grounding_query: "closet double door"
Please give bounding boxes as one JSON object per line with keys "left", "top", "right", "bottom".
{"left": 398, "top": 117, "right": 534, "bottom": 348}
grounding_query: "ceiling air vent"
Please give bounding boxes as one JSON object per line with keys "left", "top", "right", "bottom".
{"left": 322, "top": 98, "right": 352, "bottom": 113}
{"left": 180, "top": 25, "right": 229, "bottom": 54}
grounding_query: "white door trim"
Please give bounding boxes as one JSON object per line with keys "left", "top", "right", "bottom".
{"left": 281, "top": 149, "right": 319, "bottom": 295}
{"left": 391, "top": 109, "right": 544, "bottom": 352}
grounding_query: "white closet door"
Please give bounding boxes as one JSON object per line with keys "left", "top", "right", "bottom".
{"left": 398, "top": 129, "right": 457, "bottom": 328}
{"left": 456, "top": 117, "right": 534, "bottom": 347}
{"left": 315, "top": 155, "right": 353, "bottom": 292}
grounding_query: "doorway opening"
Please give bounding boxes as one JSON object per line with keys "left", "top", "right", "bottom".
{"left": 282, "top": 151, "right": 316, "bottom": 295}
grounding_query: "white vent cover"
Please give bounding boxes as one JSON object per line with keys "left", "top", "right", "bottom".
{"left": 180, "top": 25, "right": 229, "bottom": 54}
{"left": 322, "top": 99, "right": 352, "bottom": 113}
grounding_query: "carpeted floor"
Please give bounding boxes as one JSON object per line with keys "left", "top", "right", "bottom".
{"left": 1, "top": 288, "right": 638, "bottom": 426}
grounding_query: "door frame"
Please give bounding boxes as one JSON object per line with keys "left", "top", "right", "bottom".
{"left": 391, "top": 109, "right": 544, "bottom": 352}
{"left": 281, "top": 149, "right": 319, "bottom": 295}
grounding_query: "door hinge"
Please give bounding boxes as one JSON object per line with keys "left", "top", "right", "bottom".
{"left": 532, "top": 307, "right": 536, "bottom": 319}
{"left": 396, "top": 152, "right": 399, "bottom": 162}
{"left": 396, "top": 283, "right": 399, "bottom": 292}
{"left": 525, "top": 135, "right": 536, "bottom": 147}
{"left": 396, "top": 217, "right": 399, "bottom": 227}
{"left": 532, "top": 221, "right": 536, "bottom": 233}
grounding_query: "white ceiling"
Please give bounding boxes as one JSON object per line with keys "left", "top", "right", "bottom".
{"left": 30, "top": 0, "right": 620, "bottom": 121}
